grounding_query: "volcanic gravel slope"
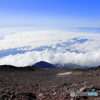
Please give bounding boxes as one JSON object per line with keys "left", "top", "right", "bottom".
{"left": 0, "top": 65, "right": 100, "bottom": 100}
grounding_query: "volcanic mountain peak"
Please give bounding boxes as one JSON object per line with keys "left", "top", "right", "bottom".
{"left": 32, "top": 61, "right": 57, "bottom": 68}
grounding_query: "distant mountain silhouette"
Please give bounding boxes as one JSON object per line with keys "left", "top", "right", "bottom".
{"left": 62, "top": 63, "right": 82, "bottom": 68}
{"left": 32, "top": 61, "right": 57, "bottom": 68}
{"left": 54, "top": 63, "right": 89, "bottom": 68}
{"left": 32, "top": 61, "right": 89, "bottom": 68}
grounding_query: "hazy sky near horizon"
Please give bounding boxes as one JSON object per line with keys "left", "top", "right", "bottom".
{"left": 0, "top": 0, "right": 100, "bottom": 28}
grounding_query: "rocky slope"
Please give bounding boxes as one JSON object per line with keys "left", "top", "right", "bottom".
{"left": 0, "top": 65, "right": 100, "bottom": 100}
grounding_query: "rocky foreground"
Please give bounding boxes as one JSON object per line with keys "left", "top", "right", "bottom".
{"left": 0, "top": 65, "right": 100, "bottom": 100}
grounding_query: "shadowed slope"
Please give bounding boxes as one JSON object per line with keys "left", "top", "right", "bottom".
{"left": 0, "top": 65, "right": 38, "bottom": 71}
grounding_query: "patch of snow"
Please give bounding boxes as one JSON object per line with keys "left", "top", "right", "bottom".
{"left": 57, "top": 72, "right": 72, "bottom": 76}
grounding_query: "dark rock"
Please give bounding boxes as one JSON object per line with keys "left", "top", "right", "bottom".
{"left": 62, "top": 82, "right": 72, "bottom": 86}
{"left": 90, "top": 85, "right": 100, "bottom": 90}
{"left": 0, "top": 94, "right": 9, "bottom": 100}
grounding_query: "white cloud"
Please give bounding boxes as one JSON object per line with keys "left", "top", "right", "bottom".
{"left": 0, "top": 30, "right": 100, "bottom": 51}
{"left": 0, "top": 49, "right": 100, "bottom": 67}
{"left": 0, "top": 30, "right": 65, "bottom": 50}
{"left": 0, "top": 30, "right": 100, "bottom": 67}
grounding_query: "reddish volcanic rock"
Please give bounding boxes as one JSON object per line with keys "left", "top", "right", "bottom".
{"left": 0, "top": 65, "right": 100, "bottom": 100}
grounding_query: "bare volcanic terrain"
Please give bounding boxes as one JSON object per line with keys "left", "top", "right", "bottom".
{"left": 0, "top": 65, "right": 100, "bottom": 100}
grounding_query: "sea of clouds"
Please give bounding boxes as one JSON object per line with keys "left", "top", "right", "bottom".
{"left": 0, "top": 30, "right": 100, "bottom": 67}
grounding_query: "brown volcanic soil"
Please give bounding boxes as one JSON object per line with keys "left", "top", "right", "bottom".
{"left": 0, "top": 65, "right": 100, "bottom": 100}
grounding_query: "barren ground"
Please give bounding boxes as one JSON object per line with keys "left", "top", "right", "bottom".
{"left": 0, "top": 65, "right": 100, "bottom": 100}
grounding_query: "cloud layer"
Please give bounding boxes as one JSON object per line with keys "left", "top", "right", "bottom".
{"left": 0, "top": 49, "right": 100, "bottom": 67}
{"left": 0, "top": 30, "right": 100, "bottom": 67}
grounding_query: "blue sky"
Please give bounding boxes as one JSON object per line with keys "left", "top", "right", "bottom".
{"left": 0, "top": 0, "right": 100, "bottom": 67}
{"left": 0, "top": 0, "right": 100, "bottom": 28}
